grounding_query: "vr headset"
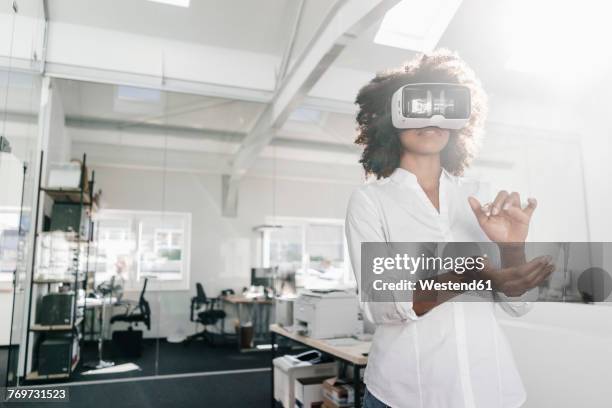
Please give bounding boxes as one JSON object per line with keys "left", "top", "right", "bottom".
{"left": 391, "top": 83, "right": 471, "bottom": 130}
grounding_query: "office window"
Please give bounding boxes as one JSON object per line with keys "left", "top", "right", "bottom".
{"left": 267, "top": 225, "right": 303, "bottom": 273}
{"left": 94, "top": 210, "right": 191, "bottom": 290}
{"left": 262, "top": 217, "right": 353, "bottom": 290}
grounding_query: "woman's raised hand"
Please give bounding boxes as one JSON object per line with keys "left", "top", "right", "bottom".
{"left": 468, "top": 191, "right": 537, "bottom": 243}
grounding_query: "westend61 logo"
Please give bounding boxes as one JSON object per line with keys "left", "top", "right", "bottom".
{"left": 360, "top": 242, "right": 612, "bottom": 303}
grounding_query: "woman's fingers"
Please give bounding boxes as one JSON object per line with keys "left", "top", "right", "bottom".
{"left": 491, "top": 190, "right": 509, "bottom": 216}
{"left": 502, "top": 192, "right": 521, "bottom": 211}
{"left": 523, "top": 257, "right": 554, "bottom": 286}
{"left": 499, "top": 256, "right": 554, "bottom": 295}
{"left": 505, "top": 197, "right": 537, "bottom": 224}
{"left": 468, "top": 196, "right": 488, "bottom": 224}
{"left": 523, "top": 197, "right": 537, "bottom": 217}
{"left": 505, "top": 206, "right": 530, "bottom": 224}
{"left": 528, "top": 264, "right": 555, "bottom": 288}
{"left": 511, "top": 255, "right": 549, "bottom": 277}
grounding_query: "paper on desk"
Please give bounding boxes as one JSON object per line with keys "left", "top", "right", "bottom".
{"left": 324, "top": 338, "right": 362, "bottom": 347}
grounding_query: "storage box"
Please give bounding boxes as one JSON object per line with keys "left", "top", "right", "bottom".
{"left": 112, "top": 329, "right": 143, "bottom": 358}
{"left": 38, "top": 334, "right": 73, "bottom": 375}
{"left": 37, "top": 292, "right": 75, "bottom": 326}
{"left": 273, "top": 356, "right": 336, "bottom": 408}
{"left": 322, "top": 377, "right": 354, "bottom": 408}
{"left": 295, "top": 376, "right": 328, "bottom": 408}
{"left": 50, "top": 203, "right": 90, "bottom": 238}
{"left": 47, "top": 162, "right": 83, "bottom": 189}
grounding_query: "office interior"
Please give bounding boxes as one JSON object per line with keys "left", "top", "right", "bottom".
{"left": 1, "top": 0, "right": 612, "bottom": 407}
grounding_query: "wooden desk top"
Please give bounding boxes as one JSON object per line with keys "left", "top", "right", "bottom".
{"left": 270, "top": 323, "right": 370, "bottom": 366}
{"left": 222, "top": 294, "right": 273, "bottom": 304}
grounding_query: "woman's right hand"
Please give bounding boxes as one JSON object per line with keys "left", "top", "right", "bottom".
{"left": 468, "top": 191, "right": 537, "bottom": 244}
{"left": 481, "top": 255, "right": 555, "bottom": 297}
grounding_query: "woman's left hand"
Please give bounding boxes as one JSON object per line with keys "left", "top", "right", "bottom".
{"left": 468, "top": 191, "right": 537, "bottom": 243}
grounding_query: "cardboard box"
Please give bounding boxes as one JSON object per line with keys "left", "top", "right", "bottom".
{"left": 47, "top": 162, "right": 82, "bottom": 189}
{"left": 322, "top": 377, "right": 354, "bottom": 408}
{"left": 295, "top": 376, "right": 328, "bottom": 408}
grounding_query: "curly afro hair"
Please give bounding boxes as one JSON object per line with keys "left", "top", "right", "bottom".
{"left": 354, "top": 49, "right": 487, "bottom": 179}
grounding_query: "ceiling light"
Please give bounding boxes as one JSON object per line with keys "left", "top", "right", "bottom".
{"left": 288, "top": 107, "right": 322, "bottom": 124}
{"left": 374, "top": 0, "right": 463, "bottom": 51}
{"left": 146, "top": 0, "right": 190, "bottom": 8}
{"left": 117, "top": 86, "right": 161, "bottom": 103}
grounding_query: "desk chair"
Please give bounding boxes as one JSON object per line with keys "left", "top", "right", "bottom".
{"left": 110, "top": 278, "right": 151, "bottom": 330}
{"left": 186, "top": 283, "right": 226, "bottom": 345}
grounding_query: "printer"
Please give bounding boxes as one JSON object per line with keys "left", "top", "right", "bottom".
{"left": 273, "top": 351, "right": 336, "bottom": 408}
{"left": 293, "top": 290, "right": 358, "bottom": 339}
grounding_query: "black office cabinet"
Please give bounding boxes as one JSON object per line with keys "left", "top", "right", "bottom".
{"left": 38, "top": 336, "right": 72, "bottom": 375}
{"left": 37, "top": 293, "right": 75, "bottom": 326}
{"left": 112, "top": 329, "right": 143, "bottom": 358}
{"left": 49, "top": 203, "right": 83, "bottom": 234}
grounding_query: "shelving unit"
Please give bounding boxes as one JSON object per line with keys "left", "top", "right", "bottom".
{"left": 22, "top": 152, "right": 97, "bottom": 383}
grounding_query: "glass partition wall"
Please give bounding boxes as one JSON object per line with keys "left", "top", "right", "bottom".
{"left": 1, "top": 0, "right": 45, "bottom": 387}
{"left": 18, "top": 76, "right": 276, "bottom": 380}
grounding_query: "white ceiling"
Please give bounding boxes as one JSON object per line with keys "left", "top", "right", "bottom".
{"left": 0, "top": 0, "right": 44, "bottom": 17}
{"left": 46, "top": 0, "right": 335, "bottom": 57}
{"left": 43, "top": 0, "right": 419, "bottom": 73}
{"left": 6, "top": 0, "right": 610, "bottom": 95}
{"left": 5, "top": 0, "right": 610, "bottom": 162}
{"left": 58, "top": 78, "right": 357, "bottom": 147}
{"left": 59, "top": 80, "right": 265, "bottom": 133}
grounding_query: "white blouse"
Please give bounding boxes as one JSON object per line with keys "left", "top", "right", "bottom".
{"left": 345, "top": 167, "right": 531, "bottom": 408}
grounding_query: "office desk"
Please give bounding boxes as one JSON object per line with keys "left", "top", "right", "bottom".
{"left": 223, "top": 294, "right": 273, "bottom": 305}
{"left": 270, "top": 323, "right": 371, "bottom": 408}
{"left": 222, "top": 295, "right": 273, "bottom": 350}
{"left": 80, "top": 296, "right": 118, "bottom": 340}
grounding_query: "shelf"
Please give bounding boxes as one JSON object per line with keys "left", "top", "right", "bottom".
{"left": 30, "top": 316, "right": 83, "bottom": 332}
{"left": 26, "top": 371, "right": 70, "bottom": 381}
{"left": 24, "top": 354, "right": 78, "bottom": 380}
{"left": 41, "top": 187, "right": 91, "bottom": 205}
{"left": 24, "top": 153, "right": 94, "bottom": 385}
{"left": 37, "top": 231, "right": 92, "bottom": 243}
{"left": 33, "top": 277, "right": 85, "bottom": 284}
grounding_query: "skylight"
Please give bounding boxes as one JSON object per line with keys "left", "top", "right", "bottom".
{"left": 147, "top": 0, "right": 190, "bottom": 8}
{"left": 374, "top": 0, "right": 463, "bottom": 52}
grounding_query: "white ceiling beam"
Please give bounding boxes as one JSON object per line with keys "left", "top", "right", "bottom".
{"left": 276, "top": 0, "right": 306, "bottom": 87}
{"left": 222, "top": 0, "right": 401, "bottom": 216}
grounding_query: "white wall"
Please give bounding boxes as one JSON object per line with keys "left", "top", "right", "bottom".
{"left": 497, "top": 303, "right": 612, "bottom": 408}
{"left": 91, "top": 164, "right": 358, "bottom": 338}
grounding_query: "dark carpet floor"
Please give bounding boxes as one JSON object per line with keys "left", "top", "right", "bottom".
{"left": 70, "top": 338, "right": 272, "bottom": 382}
{"left": 1, "top": 337, "right": 302, "bottom": 407}
{"left": 7, "top": 371, "right": 272, "bottom": 408}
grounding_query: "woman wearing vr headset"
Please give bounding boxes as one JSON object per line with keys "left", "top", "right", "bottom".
{"left": 346, "top": 50, "right": 554, "bottom": 408}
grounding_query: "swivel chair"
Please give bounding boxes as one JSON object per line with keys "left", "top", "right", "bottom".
{"left": 185, "top": 283, "right": 226, "bottom": 345}
{"left": 109, "top": 278, "right": 151, "bottom": 357}
{"left": 110, "top": 278, "right": 151, "bottom": 330}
